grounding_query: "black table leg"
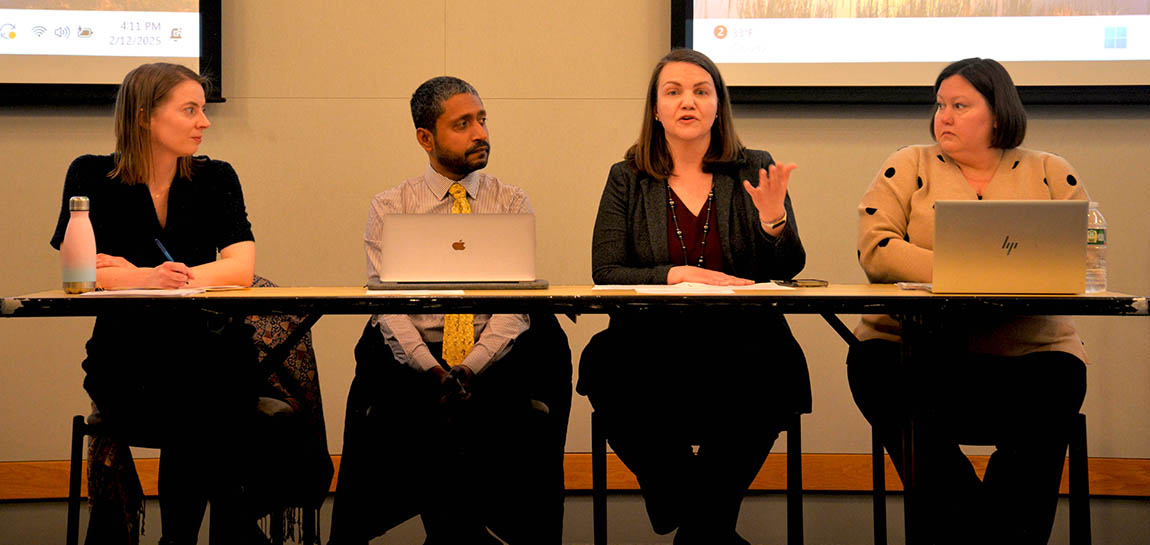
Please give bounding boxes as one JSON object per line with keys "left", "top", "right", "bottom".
{"left": 898, "top": 314, "right": 926, "bottom": 545}
{"left": 872, "top": 426, "right": 887, "bottom": 545}
{"left": 787, "top": 412, "right": 804, "bottom": 545}
{"left": 1069, "top": 413, "right": 1091, "bottom": 545}
{"left": 592, "top": 410, "right": 608, "bottom": 545}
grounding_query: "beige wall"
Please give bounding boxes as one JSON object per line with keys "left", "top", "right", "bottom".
{"left": 2, "top": 0, "right": 1148, "bottom": 464}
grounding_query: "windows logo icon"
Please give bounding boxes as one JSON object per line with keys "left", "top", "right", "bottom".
{"left": 1104, "top": 27, "right": 1127, "bottom": 49}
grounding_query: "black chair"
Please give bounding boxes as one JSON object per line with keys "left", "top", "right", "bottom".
{"left": 590, "top": 409, "right": 806, "bottom": 545}
{"left": 67, "top": 407, "right": 321, "bottom": 545}
{"left": 869, "top": 413, "right": 1091, "bottom": 545}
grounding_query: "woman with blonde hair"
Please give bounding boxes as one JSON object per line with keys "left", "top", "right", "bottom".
{"left": 50, "top": 62, "right": 263, "bottom": 544}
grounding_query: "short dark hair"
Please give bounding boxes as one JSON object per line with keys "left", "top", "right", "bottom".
{"left": 626, "top": 49, "right": 744, "bottom": 179}
{"left": 930, "top": 58, "right": 1027, "bottom": 149}
{"left": 410, "top": 76, "right": 479, "bottom": 133}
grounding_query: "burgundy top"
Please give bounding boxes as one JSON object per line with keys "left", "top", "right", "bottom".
{"left": 666, "top": 185, "right": 725, "bottom": 273}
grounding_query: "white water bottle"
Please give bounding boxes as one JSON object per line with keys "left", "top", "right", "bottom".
{"left": 61, "top": 196, "right": 97, "bottom": 293}
{"left": 1085, "top": 201, "right": 1107, "bottom": 293}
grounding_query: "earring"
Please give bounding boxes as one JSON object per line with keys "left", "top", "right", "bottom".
{"left": 654, "top": 114, "right": 660, "bottom": 121}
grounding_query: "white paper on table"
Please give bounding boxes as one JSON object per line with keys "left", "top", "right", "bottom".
{"left": 364, "top": 290, "right": 466, "bottom": 296}
{"left": 79, "top": 288, "right": 205, "bottom": 297}
{"left": 636, "top": 283, "right": 737, "bottom": 294}
{"left": 733, "top": 282, "right": 796, "bottom": 291}
{"left": 636, "top": 286, "right": 735, "bottom": 294}
{"left": 596, "top": 283, "right": 799, "bottom": 294}
{"left": 595, "top": 283, "right": 750, "bottom": 294}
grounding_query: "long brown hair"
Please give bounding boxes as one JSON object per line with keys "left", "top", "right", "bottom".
{"left": 109, "top": 63, "right": 210, "bottom": 184}
{"left": 626, "top": 49, "right": 744, "bottom": 179}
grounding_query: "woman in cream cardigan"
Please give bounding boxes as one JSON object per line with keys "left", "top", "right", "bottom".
{"left": 849, "top": 57, "right": 1089, "bottom": 544}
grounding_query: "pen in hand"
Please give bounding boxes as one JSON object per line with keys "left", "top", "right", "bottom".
{"left": 154, "top": 238, "right": 192, "bottom": 286}
{"left": 154, "top": 238, "right": 174, "bottom": 262}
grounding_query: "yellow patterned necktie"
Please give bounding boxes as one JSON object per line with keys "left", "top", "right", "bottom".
{"left": 442, "top": 182, "right": 474, "bottom": 367}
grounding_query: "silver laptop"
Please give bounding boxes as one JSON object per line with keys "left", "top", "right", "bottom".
{"left": 933, "top": 200, "right": 1087, "bottom": 294}
{"left": 375, "top": 213, "right": 536, "bottom": 283}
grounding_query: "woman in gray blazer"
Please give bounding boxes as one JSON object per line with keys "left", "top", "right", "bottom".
{"left": 577, "top": 49, "right": 810, "bottom": 545}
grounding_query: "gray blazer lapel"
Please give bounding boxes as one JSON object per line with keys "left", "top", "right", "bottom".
{"left": 640, "top": 176, "right": 671, "bottom": 264}
{"left": 713, "top": 173, "right": 736, "bottom": 266}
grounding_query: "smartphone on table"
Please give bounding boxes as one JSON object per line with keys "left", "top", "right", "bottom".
{"left": 774, "top": 278, "right": 829, "bottom": 288}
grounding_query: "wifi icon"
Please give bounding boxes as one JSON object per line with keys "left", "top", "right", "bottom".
{"left": 32, "top": 26, "right": 47, "bottom": 37}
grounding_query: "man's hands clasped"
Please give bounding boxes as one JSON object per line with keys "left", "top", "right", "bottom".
{"left": 427, "top": 364, "right": 476, "bottom": 405}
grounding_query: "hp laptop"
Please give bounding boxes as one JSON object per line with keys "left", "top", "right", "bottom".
{"left": 369, "top": 213, "right": 546, "bottom": 289}
{"left": 932, "top": 200, "right": 1087, "bottom": 294}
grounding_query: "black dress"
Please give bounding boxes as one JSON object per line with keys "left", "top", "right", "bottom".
{"left": 51, "top": 154, "right": 260, "bottom": 541}
{"left": 51, "top": 154, "right": 256, "bottom": 431}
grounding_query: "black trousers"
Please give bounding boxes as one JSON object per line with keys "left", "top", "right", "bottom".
{"left": 82, "top": 312, "right": 266, "bottom": 544}
{"left": 846, "top": 339, "right": 1087, "bottom": 545}
{"left": 578, "top": 314, "right": 808, "bottom": 544}
{"left": 329, "top": 315, "right": 572, "bottom": 545}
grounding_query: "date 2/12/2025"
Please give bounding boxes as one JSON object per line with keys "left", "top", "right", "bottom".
{"left": 108, "top": 35, "right": 162, "bottom": 46}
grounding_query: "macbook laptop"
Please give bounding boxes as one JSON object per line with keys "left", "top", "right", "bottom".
{"left": 369, "top": 213, "right": 546, "bottom": 289}
{"left": 932, "top": 200, "right": 1087, "bottom": 294}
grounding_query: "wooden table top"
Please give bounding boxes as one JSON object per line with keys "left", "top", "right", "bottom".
{"left": 4, "top": 284, "right": 1146, "bottom": 318}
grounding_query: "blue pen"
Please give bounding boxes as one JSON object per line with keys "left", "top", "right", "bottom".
{"left": 154, "top": 238, "right": 174, "bottom": 262}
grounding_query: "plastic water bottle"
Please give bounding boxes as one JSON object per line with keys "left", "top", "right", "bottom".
{"left": 1085, "top": 201, "right": 1107, "bottom": 293}
{"left": 61, "top": 196, "right": 96, "bottom": 293}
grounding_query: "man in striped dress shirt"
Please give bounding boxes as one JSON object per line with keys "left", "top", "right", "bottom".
{"left": 328, "top": 77, "right": 571, "bottom": 545}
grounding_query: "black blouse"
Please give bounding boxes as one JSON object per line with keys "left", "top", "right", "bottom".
{"left": 49, "top": 154, "right": 255, "bottom": 381}
{"left": 50, "top": 154, "right": 254, "bottom": 268}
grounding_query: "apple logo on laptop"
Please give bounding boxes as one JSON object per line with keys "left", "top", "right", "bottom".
{"left": 452, "top": 239, "right": 466, "bottom": 251}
